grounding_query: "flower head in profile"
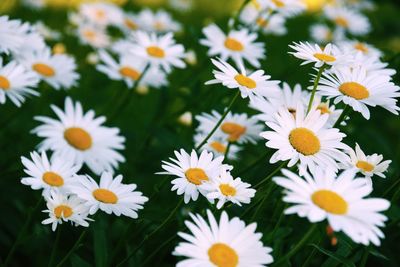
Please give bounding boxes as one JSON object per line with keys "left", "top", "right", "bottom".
{"left": 206, "top": 58, "right": 280, "bottom": 100}
{"left": 78, "top": 2, "right": 124, "bottom": 27}
{"left": 0, "top": 59, "right": 39, "bottom": 107}
{"left": 21, "top": 151, "right": 80, "bottom": 196}
{"left": 324, "top": 6, "right": 371, "bottom": 36}
{"left": 260, "top": 104, "right": 349, "bottom": 175}
{"left": 77, "top": 24, "right": 111, "bottom": 49}
{"left": 67, "top": 172, "right": 148, "bottom": 218}
{"left": 0, "top": 16, "right": 32, "bottom": 54}
{"left": 137, "top": 9, "right": 181, "bottom": 33}
{"left": 158, "top": 149, "right": 231, "bottom": 203}
{"left": 194, "top": 134, "right": 242, "bottom": 160}
{"left": 32, "top": 97, "right": 125, "bottom": 175}
{"left": 289, "top": 42, "right": 347, "bottom": 67}
{"left": 274, "top": 168, "right": 390, "bottom": 246}
{"left": 42, "top": 191, "right": 91, "bottom": 231}
{"left": 201, "top": 24, "right": 265, "bottom": 68}
{"left": 130, "top": 31, "right": 186, "bottom": 73}
{"left": 173, "top": 210, "right": 274, "bottom": 266}
{"left": 200, "top": 170, "right": 256, "bottom": 209}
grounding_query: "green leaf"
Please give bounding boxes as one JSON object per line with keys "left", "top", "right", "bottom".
{"left": 311, "top": 244, "right": 356, "bottom": 267}
{"left": 93, "top": 218, "right": 108, "bottom": 267}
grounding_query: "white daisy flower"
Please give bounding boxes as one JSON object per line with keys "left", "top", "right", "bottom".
{"left": 255, "top": 13, "right": 287, "bottom": 36}
{"left": 121, "top": 12, "right": 141, "bottom": 33}
{"left": 201, "top": 170, "right": 256, "bottom": 209}
{"left": 20, "top": 48, "right": 80, "bottom": 90}
{"left": 33, "top": 21, "right": 61, "bottom": 41}
{"left": 200, "top": 24, "right": 265, "bottom": 68}
{"left": 0, "top": 16, "right": 31, "bottom": 54}
{"left": 169, "top": 0, "right": 193, "bottom": 12}
{"left": 79, "top": 2, "right": 124, "bottom": 27}
{"left": 249, "top": 83, "right": 308, "bottom": 123}
{"left": 67, "top": 172, "right": 148, "bottom": 218}
{"left": 173, "top": 210, "right": 274, "bottom": 266}
{"left": 206, "top": 58, "right": 280, "bottom": 100}
{"left": 265, "top": 0, "right": 306, "bottom": 17}
{"left": 274, "top": 168, "right": 390, "bottom": 246}
{"left": 324, "top": 6, "right": 371, "bottom": 36}
{"left": 316, "top": 65, "right": 400, "bottom": 119}
{"left": 158, "top": 149, "right": 231, "bottom": 203}
{"left": 312, "top": 96, "right": 343, "bottom": 127}
{"left": 338, "top": 40, "right": 382, "bottom": 60}
{"left": 130, "top": 31, "right": 186, "bottom": 73}
{"left": 42, "top": 190, "right": 91, "bottom": 231}
{"left": 77, "top": 24, "right": 111, "bottom": 48}
{"left": 0, "top": 59, "right": 39, "bottom": 107}
{"left": 137, "top": 9, "right": 181, "bottom": 33}
{"left": 351, "top": 53, "right": 396, "bottom": 78}
{"left": 289, "top": 41, "right": 347, "bottom": 67}
{"left": 96, "top": 50, "right": 167, "bottom": 89}
{"left": 196, "top": 111, "right": 264, "bottom": 144}
{"left": 310, "top": 23, "right": 343, "bottom": 44}
{"left": 194, "top": 134, "right": 242, "bottom": 160}
{"left": 21, "top": 151, "right": 80, "bottom": 196}
{"left": 32, "top": 97, "right": 125, "bottom": 175}
{"left": 346, "top": 143, "right": 391, "bottom": 182}
{"left": 260, "top": 104, "right": 350, "bottom": 174}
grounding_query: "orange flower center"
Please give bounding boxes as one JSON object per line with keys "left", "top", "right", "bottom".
{"left": 0, "top": 75, "right": 11, "bottom": 90}
{"left": 54, "top": 205, "right": 73, "bottom": 218}
{"left": 313, "top": 53, "right": 336, "bottom": 63}
{"left": 234, "top": 74, "right": 256, "bottom": 89}
{"left": 146, "top": 46, "right": 165, "bottom": 58}
{"left": 210, "top": 141, "right": 227, "bottom": 153}
{"left": 339, "top": 82, "right": 369, "bottom": 100}
{"left": 119, "top": 66, "right": 140, "bottom": 81}
{"left": 32, "top": 63, "right": 55, "bottom": 77}
{"left": 208, "top": 243, "right": 239, "bottom": 267}
{"left": 312, "top": 190, "right": 348, "bottom": 215}
{"left": 219, "top": 184, "right": 237, "bottom": 196}
{"left": 124, "top": 19, "right": 138, "bottom": 30}
{"left": 289, "top": 127, "right": 321, "bottom": 155}
{"left": 64, "top": 127, "right": 92, "bottom": 151}
{"left": 334, "top": 17, "right": 349, "bottom": 28}
{"left": 185, "top": 168, "right": 209, "bottom": 185}
{"left": 42, "top": 171, "right": 64, "bottom": 187}
{"left": 224, "top": 38, "right": 244, "bottom": 52}
{"left": 220, "top": 122, "right": 246, "bottom": 142}
{"left": 354, "top": 42, "right": 368, "bottom": 53}
{"left": 356, "top": 160, "right": 374, "bottom": 172}
{"left": 93, "top": 188, "right": 118, "bottom": 204}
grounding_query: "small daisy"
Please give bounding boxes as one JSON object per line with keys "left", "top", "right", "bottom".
{"left": 256, "top": 13, "right": 287, "bottom": 36}
{"left": 200, "top": 24, "right": 265, "bottom": 68}
{"left": 289, "top": 41, "right": 347, "bottom": 67}
{"left": 196, "top": 111, "right": 264, "bottom": 144}
{"left": 265, "top": 0, "right": 306, "bottom": 17}
{"left": 0, "top": 59, "right": 39, "bottom": 107}
{"left": 324, "top": 6, "right": 371, "bottom": 36}
{"left": 20, "top": 48, "right": 80, "bottom": 90}
{"left": 316, "top": 65, "right": 400, "bottom": 119}
{"left": 21, "top": 151, "right": 80, "bottom": 196}
{"left": 274, "top": 168, "right": 390, "bottom": 246}
{"left": 32, "top": 97, "right": 125, "bottom": 175}
{"left": 312, "top": 96, "right": 343, "bottom": 127}
{"left": 42, "top": 191, "right": 91, "bottom": 231}
{"left": 138, "top": 9, "right": 181, "bottom": 33}
{"left": 310, "top": 24, "right": 335, "bottom": 44}
{"left": 0, "top": 16, "right": 31, "bottom": 54}
{"left": 158, "top": 149, "right": 231, "bottom": 203}
{"left": 338, "top": 40, "right": 382, "bottom": 59}
{"left": 96, "top": 50, "right": 167, "bottom": 89}
{"left": 34, "top": 21, "right": 61, "bottom": 41}
{"left": 194, "top": 134, "right": 242, "bottom": 160}
{"left": 173, "top": 210, "right": 274, "bottom": 266}
{"left": 346, "top": 143, "right": 391, "bottom": 183}
{"left": 260, "top": 104, "right": 349, "bottom": 174}
{"left": 201, "top": 170, "right": 256, "bottom": 209}
{"left": 130, "top": 31, "right": 186, "bottom": 73}
{"left": 249, "top": 83, "right": 308, "bottom": 123}
{"left": 79, "top": 2, "right": 124, "bottom": 27}
{"left": 67, "top": 172, "right": 148, "bottom": 218}
{"left": 77, "top": 24, "right": 111, "bottom": 49}
{"left": 206, "top": 58, "right": 280, "bottom": 100}
{"left": 169, "top": 0, "right": 193, "bottom": 12}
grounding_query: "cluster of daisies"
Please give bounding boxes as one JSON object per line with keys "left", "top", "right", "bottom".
{"left": 21, "top": 97, "right": 148, "bottom": 231}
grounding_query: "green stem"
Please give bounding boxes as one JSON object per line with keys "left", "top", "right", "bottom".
{"left": 307, "top": 65, "right": 326, "bottom": 114}
{"left": 55, "top": 230, "right": 87, "bottom": 267}
{"left": 359, "top": 250, "right": 369, "bottom": 267}
{"left": 141, "top": 234, "right": 176, "bottom": 266}
{"left": 333, "top": 105, "right": 349, "bottom": 128}
{"left": 230, "top": 0, "right": 252, "bottom": 30}
{"left": 383, "top": 176, "right": 400, "bottom": 197}
{"left": 237, "top": 151, "right": 270, "bottom": 177}
{"left": 274, "top": 224, "right": 318, "bottom": 266}
{"left": 48, "top": 226, "right": 62, "bottom": 267}
{"left": 195, "top": 91, "right": 240, "bottom": 151}
{"left": 301, "top": 239, "right": 321, "bottom": 267}
{"left": 224, "top": 142, "right": 232, "bottom": 160}
{"left": 250, "top": 184, "right": 275, "bottom": 221}
{"left": 116, "top": 198, "right": 183, "bottom": 267}
{"left": 3, "top": 197, "right": 42, "bottom": 267}
{"left": 254, "top": 161, "right": 286, "bottom": 189}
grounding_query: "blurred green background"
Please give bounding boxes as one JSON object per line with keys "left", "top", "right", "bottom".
{"left": 0, "top": 0, "right": 400, "bottom": 266}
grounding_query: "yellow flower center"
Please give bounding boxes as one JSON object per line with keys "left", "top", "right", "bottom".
{"left": 224, "top": 38, "right": 244, "bottom": 52}
{"left": 210, "top": 141, "right": 227, "bottom": 153}
{"left": 93, "top": 188, "right": 118, "bottom": 204}
{"left": 219, "top": 184, "right": 237, "bottom": 196}
{"left": 95, "top": 9, "right": 106, "bottom": 19}
{"left": 289, "top": 128, "right": 321, "bottom": 156}
{"left": 313, "top": 53, "right": 336, "bottom": 63}
{"left": 221, "top": 122, "right": 247, "bottom": 142}
{"left": 208, "top": 243, "right": 239, "bottom": 267}
{"left": 356, "top": 160, "right": 374, "bottom": 172}
{"left": 251, "top": 0, "right": 262, "bottom": 10}
{"left": 185, "top": 168, "right": 209, "bottom": 185}
{"left": 317, "top": 103, "right": 331, "bottom": 114}
{"left": 0, "top": 75, "right": 11, "bottom": 90}
{"left": 334, "top": 16, "right": 349, "bottom": 28}
{"left": 339, "top": 82, "right": 369, "bottom": 100}
{"left": 124, "top": 19, "right": 137, "bottom": 30}
{"left": 272, "top": 0, "right": 285, "bottom": 7}
{"left": 54, "top": 205, "right": 73, "bottom": 219}
{"left": 119, "top": 66, "right": 140, "bottom": 81}
{"left": 64, "top": 127, "right": 92, "bottom": 151}
{"left": 53, "top": 43, "right": 66, "bottom": 54}
{"left": 83, "top": 30, "right": 96, "bottom": 40}
{"left": 256, "top": 18, "right": 269, "bottom": 27}
{"left": 154, "top": 21, "right": 164, "bottom": 30}
{"left": 146, "top": 46, "right": 165, "bottom": 58}
{"left": 311, "top": 190, "right": 348, "bottom": 215}
{"left": 32, "top": 63, "right": 55, "bottom": 77}
{"left": 234, "top": 74, "right": 257, "bottom": 89}
{"left": 354, "top": 42, "right": 368, "bottom": 53}
{"left": 42, "top": 171, "right": 64, "bottom": 187}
